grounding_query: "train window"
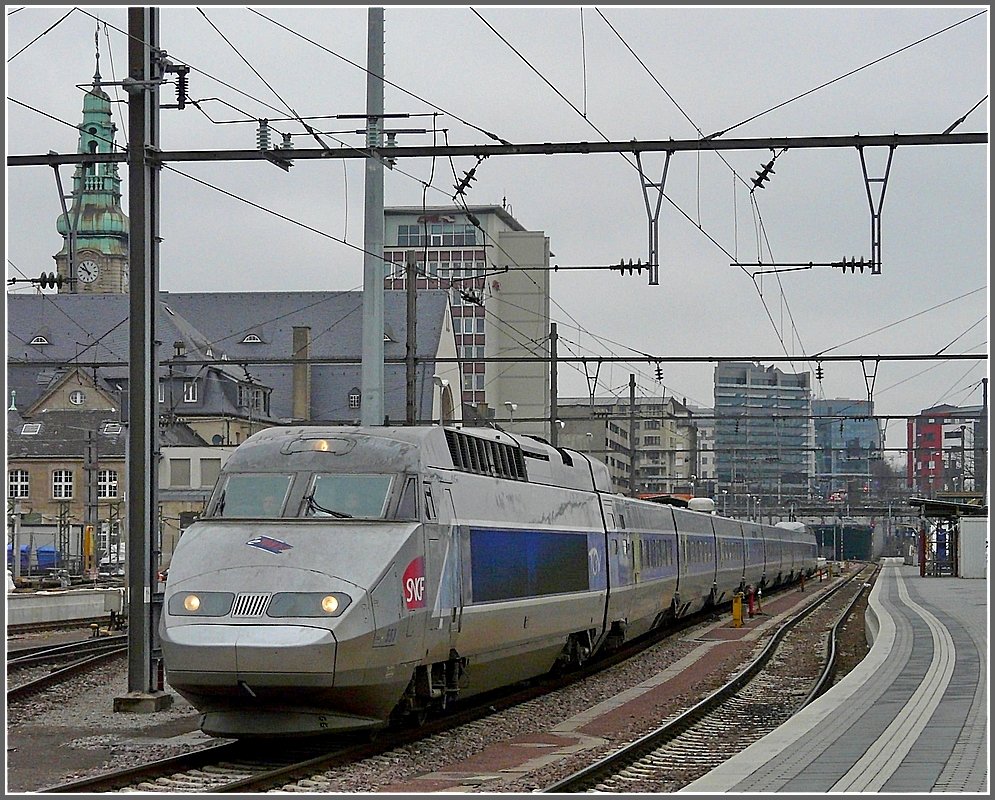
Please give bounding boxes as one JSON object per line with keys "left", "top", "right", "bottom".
{"left": 305, "top": 474, "right": 393, "bottom": 519}
{"left": 424, "top": 485, "right": 437, "bottom": 520}
{"left": 216, "top": 473, "right": 293, "bottom": 518}
{"left": 392, "top": 477, "right": 418, "bottom": 520}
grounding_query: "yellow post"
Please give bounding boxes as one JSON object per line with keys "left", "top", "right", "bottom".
{"left": 83, "top": 525, "right": 96, "bottom": 579}
{"left": 732, "top": 592, "right": 744, "bottom": 627}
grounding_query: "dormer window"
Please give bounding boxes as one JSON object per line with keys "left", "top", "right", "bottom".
{"left": 30, "top": 336, "right": 50, "bottom": 346}
{"left": 242, "top": 334, "right": 262, "bottom": 344}
{"left": 21, "top": 423, "right": 41, "bottom": 435}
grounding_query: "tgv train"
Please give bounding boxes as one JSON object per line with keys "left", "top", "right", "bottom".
{"left": 159, "top": 425, "right": 817, "bottom": 738}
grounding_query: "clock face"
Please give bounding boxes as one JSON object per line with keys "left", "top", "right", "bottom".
{"left": 78, "top": 260, "right": 99, "bottom": 283}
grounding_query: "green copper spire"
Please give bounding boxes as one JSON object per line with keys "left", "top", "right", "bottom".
{"left": 56, "top": 28, "right": 129, "bottom": 260}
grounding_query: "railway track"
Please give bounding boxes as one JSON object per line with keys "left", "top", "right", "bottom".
{"left": 542, "top": 564, "right": 877, "bottom": 792}
{"left": 33, "top": 577, "right": 843, "bottom": 793}
{"left": 7, "top": 636, "right": 129, "bottom": 702}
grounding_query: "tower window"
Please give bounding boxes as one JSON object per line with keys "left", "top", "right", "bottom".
{"left": 30, "top": 336, "right": 50, "bottom": 346}
{"left": 241, "top": 334, "right": 262, "bottom": 343}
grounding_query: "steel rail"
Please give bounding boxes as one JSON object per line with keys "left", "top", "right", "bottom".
{"left": 7, "top": 646, "right": 127, "bottom": 703}
{"left": 541, "top": 567, "right": 869, "bottom": 792}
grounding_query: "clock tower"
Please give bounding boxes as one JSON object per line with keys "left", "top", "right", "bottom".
{"left": 54, "top": 37, "right": 129, "bottom": 294}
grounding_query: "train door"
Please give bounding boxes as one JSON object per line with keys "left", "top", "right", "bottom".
{"left": 422, "top": 480, "right": 463, "bottom": 663}
{"left": 604, "top": 497, "right": 632, "bottom": 587}
{"left": 441, "top": 489, "right": 463, "bottom": 638}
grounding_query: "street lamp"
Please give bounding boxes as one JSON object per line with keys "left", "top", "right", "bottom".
{"left": 690, "top": 474, "right": 697, "bottom": 497}
{"left": 504, "top": 401, "right": 517, "bottom": 426}
{"left": 721, "top": 489, "right": 728, "bottom": 516}
{"left": 585, "top": 432, "right": 593, "bottom": 454}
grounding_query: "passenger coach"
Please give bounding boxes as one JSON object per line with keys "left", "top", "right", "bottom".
{"left": 160, "top": 425, "right": 817, "bottom": 737}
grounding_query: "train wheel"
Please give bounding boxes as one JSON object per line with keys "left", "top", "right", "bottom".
{"left": 411, "top": 708, "right": 430, "bottom": 727}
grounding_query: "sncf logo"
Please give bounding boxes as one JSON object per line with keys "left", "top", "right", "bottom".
{"left": 246, "top": 536, "right": 293, "bottom": 554}
{"left": 402, "top": 556, "right": 426, "bottom": 610}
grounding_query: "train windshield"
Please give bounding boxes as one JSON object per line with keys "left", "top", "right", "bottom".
{"left": 216, "top": 473, "right": 293, "bottom": 518}
{"left": 304, "top": 474, "right": 393, "bottom": 519}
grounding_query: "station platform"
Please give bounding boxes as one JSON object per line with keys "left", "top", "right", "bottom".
{"left": 683, "top": 560, "right": 988, "bottom": 793}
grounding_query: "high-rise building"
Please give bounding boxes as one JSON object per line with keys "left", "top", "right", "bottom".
{"left": 906, "top": 403, "right": 985, "bottom": 497}
{"left": 383, "top": 205, "right": 550, "bottom": 437}
{"left": 812, "top": 398, "right": 881, "bottom": 500}
{"left": 714, "top": 362, "right": 813, "bottom": 509}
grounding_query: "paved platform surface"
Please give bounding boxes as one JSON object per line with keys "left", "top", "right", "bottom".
{"left": 683, "top": 562, "right": 988, "bottom": 794}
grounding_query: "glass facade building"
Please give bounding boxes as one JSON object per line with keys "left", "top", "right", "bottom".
{"left": 714, "top": 362, "right": 813, "bottom": 506}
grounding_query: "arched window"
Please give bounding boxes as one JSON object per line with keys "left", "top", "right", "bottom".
{"left": 348, "top": 388, "right": 361, "bottom": 409}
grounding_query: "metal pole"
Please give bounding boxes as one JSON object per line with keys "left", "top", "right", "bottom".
{"left": 360, "top": 7, "right": 385, "bottom": 426}
{"left": 125, "top": 6, "right": 159, "bottom": 697}
{"left": 85, "top": 430, "right": 99, "bottom": 578}
{"left": 12, "top": 501, "right": 22, "bottom": 581}
{"left": 549, "top": 322, "right": 558, "bottom": 447}
{"left": 405, "top": 249, "right": 417, "bottom": 425}
{"left": 629, "top": 373, "right": 637, "bottom": 497}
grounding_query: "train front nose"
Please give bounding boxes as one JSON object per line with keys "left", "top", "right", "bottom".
{"left": 162, "top": 620, "right": 338, "bottom": 678}
{"left": 159, "top": 567, "right": 383, "bottom": 736}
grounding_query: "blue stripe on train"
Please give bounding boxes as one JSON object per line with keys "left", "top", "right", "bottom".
{"left": 468, "top": 527, "right": 607, "bottom": 603}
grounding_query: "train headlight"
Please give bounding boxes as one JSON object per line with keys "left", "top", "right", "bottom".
{"left": 267, "top": 592, "right": 352, "bottom": 618}
{"left": 167, "top": 592, "right": 235, "bottom": 616}
{"left": 320, "top": 595, "right": 339, "bottom": 614}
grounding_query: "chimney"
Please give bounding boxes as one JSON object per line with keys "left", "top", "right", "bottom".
{"left": 292, "top": 326, "right": 311, "bottom": 420}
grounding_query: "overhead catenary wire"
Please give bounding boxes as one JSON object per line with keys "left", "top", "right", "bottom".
{"left": 6, "top": 6, "right": 76, "bottom": 62}
{"left": 12, "top": 9, "right": 984, "bottom": 421}
{"left": 704, "top": 9, "right": 988, "bottom": 140}
{"left": 813, "top": 286, "right": 986, "bottom": 357}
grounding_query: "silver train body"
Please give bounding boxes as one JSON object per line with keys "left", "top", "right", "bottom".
{"left": 159, "top": 425, "right": 817, "bottom": 737}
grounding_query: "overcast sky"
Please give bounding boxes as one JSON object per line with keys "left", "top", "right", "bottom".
{"left": 5, "top": 5, "right": 990, "bottom": 451}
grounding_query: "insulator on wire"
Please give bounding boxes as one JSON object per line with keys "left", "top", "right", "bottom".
{"left": 257, "top": 119, "right": 271, "bottom": 151}
{"left": 175, "top": 66, "right": 189, "bottom": 110}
